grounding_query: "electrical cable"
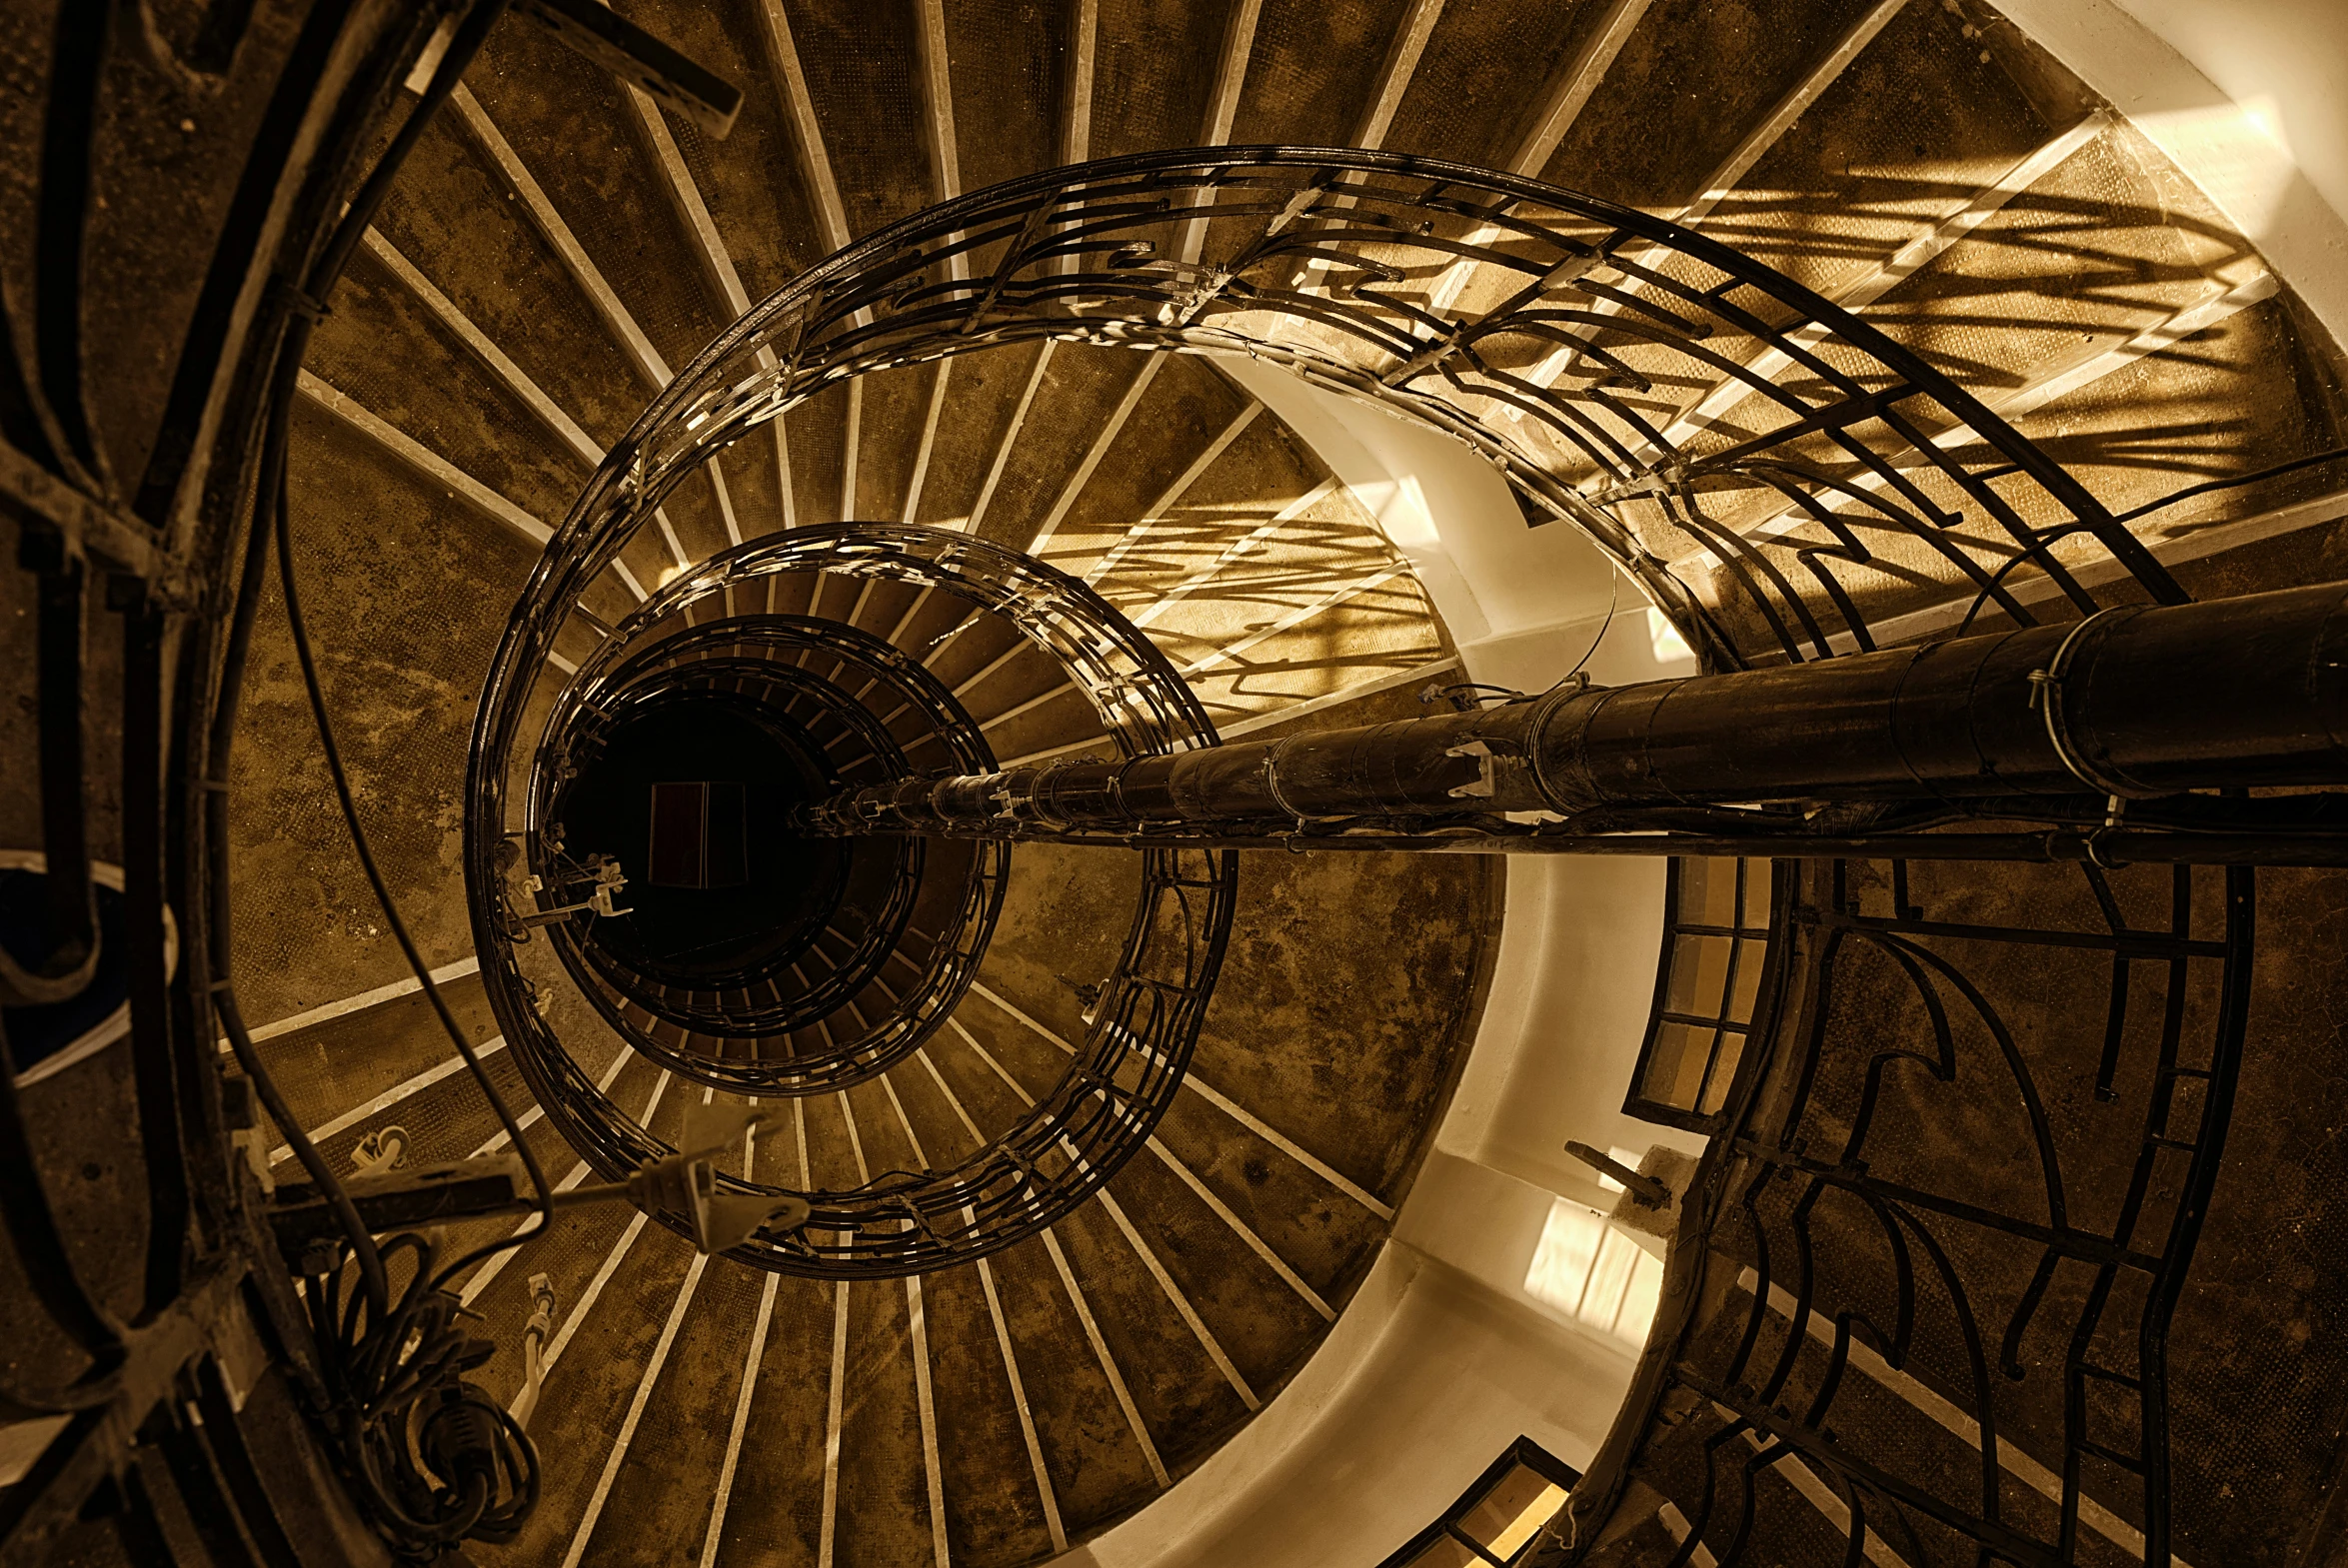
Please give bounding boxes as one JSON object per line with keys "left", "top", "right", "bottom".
{"left": 1427, "top": 576, "right": 1625, "bottom": 710}
{"left": 306, "top": 1231, "right": 540, "bottom": 1551}
{"left": 1942, "top": 448, "right": 2348, "bottom": 640}
{"left": 222, "top": 0, "right": 547, "bottom": 1278}
{"left": 273, "top": 457, "right": 556, "bottom": 1287}
{"left": 1561, "top": 571, "right": 1621, "bottom": 685}
{"left": 1949, "top": 523, "right": 2092, "bottom": 639}
{"left": 2111, "top": 445, "right": 2348, "bottom": 524}
{"left": 197, "top": 2, "right": 542, "bottom": 1554}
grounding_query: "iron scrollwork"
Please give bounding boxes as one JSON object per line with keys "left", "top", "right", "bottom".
{"left": 1574, "top": 855, "right": 2253, "bottom": 1567}
{"left": 471, "top": 527, "right": 1238, "bottom": 1276}
{"left": 527, "top": 146, "right": 2193, "bottom": 692}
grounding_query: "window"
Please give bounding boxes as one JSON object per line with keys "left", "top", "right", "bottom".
{"left": 1624, "top": 856, "right": 1776, "bottom": 1131}
{"left": 1376, "top": 1437, "right": 1582, "bottom": 1568}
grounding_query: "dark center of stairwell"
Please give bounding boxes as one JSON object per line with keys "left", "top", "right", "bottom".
{"left": 556, "top": 695, "right": 856, "bottom": 980}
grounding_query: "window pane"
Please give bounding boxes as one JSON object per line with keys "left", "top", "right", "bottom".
{"left": 1459, "top": 1464, "right": 1569, "bottom": 1560}
{"left": 1678, "top": 857, "right": 1740, "bottom": 928}
{"left": 1738, "top": 859, "right": 1772, "bottom": 928}
{"left": 1698, "top": 1032, "right": 1746, "bottom": 1114}
{"left": 1402, "top": 1534, "right": 1481, "bottom": 1568}
{"left": 1725, "top": 937, "right": 1768, "bottom": 1024}
{"left": 1665, "top": 934, "right": 1731, "bottom": 1017}
{"left": 1642, "top": 1021, "right": 1714, "bottom": 1111}
{"left": 1524, "top": 1199, "right": 1604, "bottom": 1316}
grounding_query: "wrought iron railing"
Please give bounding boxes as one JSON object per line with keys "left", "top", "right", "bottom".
{"left": 0, "top": 0, "right": 567, "bottom": 1555}
{"left": 524, "top": 147, "right": 2194, "bottom": 684}
{"left": 1570, "top": 855, "right": 2254, "bottom": 1567}
{"left": 460, "top": 154, "right": 2251, "bottom": 1297}
{"left": 472, "top": 526, "right": 1237, "bottom": 1274}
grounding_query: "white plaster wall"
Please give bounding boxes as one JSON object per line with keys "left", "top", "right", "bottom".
{"left": 1215, "top": 356, "right": 1697, "bottom": 690}
{"left": 1445, "top": 855, "right": 1707, "bottom": 1207}
{"left": 1065, "top": 1246, "right": 1634, "bottom": 1568}
{"left": 1994, "top": 0, "right": 2348, "bottom": 347}
{"left": 2108, "top": 0, "right": 2348, "bottom": 233}
{"left": 1067, "top": 367, "right": 1703, "bottom": 1568}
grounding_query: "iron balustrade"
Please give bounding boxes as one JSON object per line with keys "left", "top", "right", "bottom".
{"left": 561, "top": 686, "right": 940, "bottom": 1063}
{"left": 1567, "top": 855, "right": 2254, "bottom": 1567}
{"left": 471, "top": 526, "right": 1237, "bottom": 1275}
{"left": 519, "top": 146, "right": 2199, "bottom": 687}
{"left": 458, "top": 152, "right": 2266, "bottom": 1284}
{"left": 0, "top": 0, "right": 571, "bottom": 1556}
{"left": 0, "top": 30, "right": 2320, "bottom": 1545}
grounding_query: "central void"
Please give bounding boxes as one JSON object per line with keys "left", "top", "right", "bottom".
{"left": 558, "top": 698, "right": 847, "bottom": 976}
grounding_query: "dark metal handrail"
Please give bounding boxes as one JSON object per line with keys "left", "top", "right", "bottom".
{"left": 471, "top": 526, "right": 1237, "bottom": 1274}
{"left": 462, "top": 152, "right": 2216, "bottom": 1285}
{"left": 0, "top": 0, "right": 556, "bottom": 1554}
{"left": 506, "top": 146, "right": 2187, "bottom": 693}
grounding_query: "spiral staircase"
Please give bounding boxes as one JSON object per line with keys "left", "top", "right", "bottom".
{"left": 6, "top": 1, "right": 2348, "bottom": 1566}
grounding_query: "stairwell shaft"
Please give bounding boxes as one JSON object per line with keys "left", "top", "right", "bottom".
{"left": 809, "top": 582, "right": 2348, "bottom": 832}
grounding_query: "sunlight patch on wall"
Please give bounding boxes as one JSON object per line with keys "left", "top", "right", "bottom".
{"left": 2134, "top": 95, "right": 2297, "bottom": 239}
{"left": 1646, "top": 607, "right": 1693, "bottom": 667}
{"left": 1523, "top": 1196, "right": 1665, "bottom": 1347}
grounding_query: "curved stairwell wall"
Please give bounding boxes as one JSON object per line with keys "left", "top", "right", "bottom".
{"left": 182, "top": 0, "right": 2348, "bottom": 1564}
{"left": 1995, "top": 0, "right": 2348, "bottom": 345}
{"left": 1047, "top": 370, "right": 1710, "bottom": 1568}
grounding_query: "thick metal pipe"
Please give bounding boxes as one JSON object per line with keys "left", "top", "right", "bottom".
{"left": 815, "top": 827, "right": 2348, "bottom": 866}
{"left": 807, "top": 581, "right": 2348, "bottom": 835}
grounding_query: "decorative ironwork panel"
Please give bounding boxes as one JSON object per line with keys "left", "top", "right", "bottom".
{"left": 1560, "top": 855, "right": 2254, "bottom": 1568}
{"left": 509, "top": 148, "right": 2192, "bottom": 689}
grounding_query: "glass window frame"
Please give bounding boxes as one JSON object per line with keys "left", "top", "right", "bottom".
{"left": 1374, "top": 1436, "right": 1583, "bottom": 1568}
{"left": 1623, "top": 856, "right": 1783, "bottom": 1132}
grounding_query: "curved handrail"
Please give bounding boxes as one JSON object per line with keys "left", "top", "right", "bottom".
{"left": 470, "top": 527, "right": 1236, "bottom": 1274}
{"left": 491, "top": 146, "right": 2182, "bottom": 702}
{"left": 546, "top": 616, "right": 996, "bottom": 1091}
{"left": 558, "top": 615, "right": 978, "bottom": 1040}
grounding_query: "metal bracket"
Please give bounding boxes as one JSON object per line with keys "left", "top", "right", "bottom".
{"left": 2024, "top": 608, "right": 2162, "bottom": 801}
{"left": 1445, "top": 739, "right": 1497, "bottom": 798}
{"left": 1565, "top": 1139, "right": 1671, "bottom": 1209}
{"left": 267, "top": 1156, "right": 533, "bottom": 1254}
